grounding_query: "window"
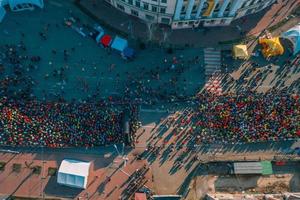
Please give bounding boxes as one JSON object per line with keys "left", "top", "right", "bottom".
{"left": 117, "top": 3, "right": 125, "bottom": 11}
{"left": 191, "top": 5, "right": 197, "bottom": 14}
{"left": 181, "top": 6, "right": 185, "bottom": 12}
{"left": 146, "top": 14, "right": 155, "bottom": 21}
{"left": 161, "top": 0, "right": 167, "bottom": 3}
{"left": 160, "top": 7, "right": 166, "bottom": 13}
{"left": 213, "top": 3, "right": 220, "bottom": 12}
{"left": 143, "top": 3, "right": 149, "bottom": 10}
{"left": 241, "top": 1, "right": 248, "bottom": 8}
{"left": 225, "top": 2, "right": 231, "bottom": 11}
{"left": 128, "top": 0, "right": 133, "bottom": 5}
{"left": 161, "top": 17, "right": 170, "bottom": 24}
{"left": 249, "top": 0, "right": 255, "bottom": 6}
{"left": 135, "top": 1, "right": 140, "bottom": 7}
{"left": 131, "top": 9, "right": 139, "bottom": 16}
{"left": 152, "top": 6, "right": 157, "bottom": 12}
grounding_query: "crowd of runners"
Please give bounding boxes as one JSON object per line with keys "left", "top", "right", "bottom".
{"left": 0, "top": 98, "right": 126, "bottom": 147}
{"left": 163, "top": 90, "right": 300, "bottom": 146}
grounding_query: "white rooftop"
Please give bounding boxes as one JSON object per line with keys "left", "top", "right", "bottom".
{"left": 57, "top": 159, "right": 91, "bottom": 189}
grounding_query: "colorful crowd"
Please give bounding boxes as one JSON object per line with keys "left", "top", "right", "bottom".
{"left": 187, "top": 91, "right": 300, "bottom": 144}
{"left": 0, "top": 98, "right": 124, "bottom": 147}
{"left": 161, "top": 91, "right": 300, "bottom": 147}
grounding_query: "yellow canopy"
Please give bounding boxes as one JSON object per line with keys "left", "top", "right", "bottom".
{"left": 258, "top": 37, "right": 284, "bottom": 58}
{"left": 233, "top": 45, "right": 249, "bottom": 59}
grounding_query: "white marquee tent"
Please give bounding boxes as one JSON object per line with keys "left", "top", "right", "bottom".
{"left": 57, "top": 159, "right": 91, "bottom": 189}
{"left": 0, "top": 6, "right": 6, "bottom": 22}
{"left": 281, "top": 23, "right": 300, "bottom": 56}
{"left": 0, "top": 0, "right": 44, "bottom": 22}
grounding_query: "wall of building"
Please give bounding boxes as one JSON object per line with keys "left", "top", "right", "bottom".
{"left": 105, "top": 0, "right": 277, "bottom": 29}
{"left": 105, "top": 0, "right": 176, "bottom": 25}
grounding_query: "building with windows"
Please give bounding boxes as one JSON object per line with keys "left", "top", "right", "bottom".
{"left": 104, "top": 0, "right": 277, "bottom": 29}
{"left": 105, "top": 0, "right": 176, "bottom": 26}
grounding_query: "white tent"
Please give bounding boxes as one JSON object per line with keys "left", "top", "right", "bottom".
{"left": 0, "top": 0, "right": 43, "bottom": 23}
{"left": 57, "top": 159, "right": 91, "bottom": 189}
{"left": 0, "top": 7, "right": 6, "bottom": 23}
{"left": 8, "top": 0, "right": 44, "bottom": 11}
{"left": 281, "top": 23, "right": 300, "bottom": 56}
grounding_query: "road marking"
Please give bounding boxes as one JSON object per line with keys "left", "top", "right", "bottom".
{"left": 142, "top": 125, "right": 156, "bottom": 128}
{"left": 120, "top": 169, "right": 130, "bottom": 176}
{"left": 140, "top": 109, "right": 168, "bottom": 113}
{"left": 0, "top": 149, "right": 19, "bottom": 154}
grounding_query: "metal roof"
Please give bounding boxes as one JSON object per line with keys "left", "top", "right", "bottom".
{"left": 233, "top": 162, "right": 263, "bottom": 174}
{"left": 233, "top": 161, "right": 273, "bottom": 175}
{"left": 261, "top": 161, "right": 273, "bottom": 175}
{"left": 152, "top": 195, "right": 182, "bottom": 200}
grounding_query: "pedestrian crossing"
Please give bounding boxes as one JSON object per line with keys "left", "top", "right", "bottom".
{"left": 204, "top": 48, "right": 221, "bottom": 79}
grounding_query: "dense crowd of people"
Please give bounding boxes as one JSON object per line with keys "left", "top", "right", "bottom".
{"left": 181, "top": 91, "right": 300, "bottom": 144}
{"left": 0, "top": 98, "right": 124, "bottom": 147}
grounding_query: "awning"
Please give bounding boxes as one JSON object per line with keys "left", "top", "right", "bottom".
{"left": 111, "top": 36, "right": 128, "bottom": 52}
{"left": 122, "top": 47, "right": 135, "bottom": 59}
{"left": 258, "top": 37, "right": 284, "bottom": 58}
{"left": 233, "top": 45, "right": 249, "bottom": 59}
{"left": 96, "top": 32, "right": 104, "bottom": 43}
{"left": 101, "top": 34, "right": 112, "bottom": 47}
{"left": 135, "top": 193, "right": 147, "bottom": 200}
{"left": 0, "top": 6, "right": 6, "bottom": 23}
{"left": 8, "top": 0, "right": 44, "bottom": 10}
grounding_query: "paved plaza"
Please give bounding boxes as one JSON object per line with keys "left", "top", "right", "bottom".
{"left": 0, "top": 0, "right": 299, "bottom": 200}
{"left": 0, "top": 0, "right": 205, "bottom": 102}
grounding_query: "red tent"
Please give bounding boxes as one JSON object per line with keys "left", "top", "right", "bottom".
{"left": 135, "top": 193, "right": 147, "bottom": 200}
{"left": 101, "top": 34, "right": 112, "bottom": 47}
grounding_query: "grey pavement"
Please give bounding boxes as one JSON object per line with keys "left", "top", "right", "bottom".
{"left": 0, "top": 0, "right": 205, "bottom": 101}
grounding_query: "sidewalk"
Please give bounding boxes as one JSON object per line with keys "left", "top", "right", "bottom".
{"left": 76, "top": 0, "right": 299, "bottom": 48}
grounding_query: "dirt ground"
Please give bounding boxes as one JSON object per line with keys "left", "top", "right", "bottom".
{"left": 185, "top": 173, "right": 300, "bottom": 200}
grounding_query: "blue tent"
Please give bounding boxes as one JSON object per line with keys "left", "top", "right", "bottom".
{"left": 95, "top": 31, "right": 104, "bottom": 43}
{"left": 122, "top": 47, "right": 135, "bottom": 59}
{"left": 281, "top": 24, "right": 300, "bottom": 56}
{"left": 111, "top": 36, "right": 128, "bottom": 52}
